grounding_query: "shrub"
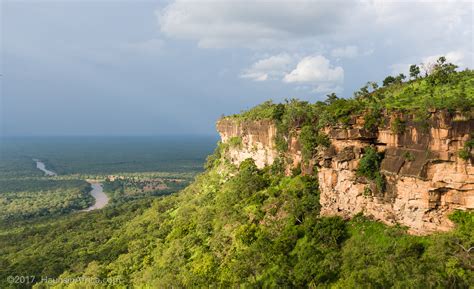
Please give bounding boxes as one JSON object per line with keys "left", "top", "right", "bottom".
{"left": 299, "top": 125, "right": 331, "bottom": 161}
{"left": 391, "top": 118, "right": 406, "bottom": 134}
{"left": 357, "top": 147, "right": 385, "bottom": 191}
{"left": 291, "top": 165, "right": 302, "bottom": 176}
{"left": 300, "top": 125, "right": 318, "bottom": 161}
{"left": 321, "top": 98, "right": 363, "bottom": 127}
{"left": 363, "top": 109, "right": 382, "bottom": 131}
{"left": 458, "top": 139, "right": 474, "bottom": 160}
{"left": 236, "top": 100, "right": 277, "bottom": 120}
{"left": 272, "top": 103, "right": 286, "bottom": 121}
{"left": 268, "top": 157, "right": 285, "bottom": 176}
{"left": 413, "top": 109, "right": 431, "bottom": 132}
{"left": 274, "top": 134, "right": 288, "bottom": 153}
{"left": 403, "top": 151, "right": 415, "bottom": 161}
{"left": 204, "top": 142, "right": 223, "bottom": 169}
{"left": 236, "top": 223, "right": 259, "bottom": 246}
{"left": 374, "top": 172, "right": 385, "bottom": 192}
{"left": 228, "top": 136, "right": 242, "bottom": 148}
{"left": 357, "top": 147, "right": 382, "bottom": 179}
{"left": 315, "top": 133, "right": 331, "bottom": 148}
{"left": 363, "top": 186, "right": 372, "bottom": 197}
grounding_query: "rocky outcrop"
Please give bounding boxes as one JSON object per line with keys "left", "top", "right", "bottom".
{"left": 216, "top": 119, "right": 278, "bottom": 169}
{"left": 217, "top": 110, "right": 474, "bottom": 234}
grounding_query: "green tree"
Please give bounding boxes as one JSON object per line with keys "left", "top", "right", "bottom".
{"left": 325, "top": 93, "right": 339, "bottom": 105}
{"left": 395, "top": 73, "right": 406, "bottom": 83}
{"left": 383, "top": 75, "right": 396, "bottom": 87}
{"left": 409, "top": 64, "right": 420, "bottom": 79}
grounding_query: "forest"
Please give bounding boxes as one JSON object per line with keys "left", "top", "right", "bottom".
{"left": 2, "top": 148, "right": 470, "bottom": 288}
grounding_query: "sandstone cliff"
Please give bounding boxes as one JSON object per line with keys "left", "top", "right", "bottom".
{"left": 217, "top": 111, "right": 474, "bottom": 234}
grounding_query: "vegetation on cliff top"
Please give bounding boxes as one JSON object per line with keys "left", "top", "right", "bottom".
{"left": 225, "top": 58, "right": 473, "bottom": 126}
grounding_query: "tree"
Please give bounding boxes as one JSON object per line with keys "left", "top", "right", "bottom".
{"left": 395, "top": 73, "right": 406, "bottom": 83}
{"left": 273, "top": 103, "right": 285, "bottom": 121}
{"left": 435, "top": 57, "right": 457, "bottom": 76}
{"left": 325, "top": 93, "right": 338, "bottom": 105}
{"left": 383, "top": 76, "right": 396, "bottom": 87}
{"left": 369, "top": 81, "right": 379, "bottom": 90}
{"left": 437, "top": 56, "right": 447, "bottom": 65}
{"left": 409, "top": 64, "right": 420, "bottom": 79}
{"left": 354, "top": 84, "right": 369, "bottom": 99}
{"left": 428, "top": 56, "right": 458, "bottom": 84}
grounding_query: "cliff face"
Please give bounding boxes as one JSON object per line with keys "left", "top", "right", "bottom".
{"left": 217, "top": 119, "right": 279, "bottom": 169}
{"left": 217, "top": 111, "right": 474, "bottom": 234}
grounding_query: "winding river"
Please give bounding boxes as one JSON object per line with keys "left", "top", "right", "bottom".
{"left": 82, "top": 181, "right": 109, "bottom": 211}
{"left": 33, "top": 159, "right": 109, "bottom": 211}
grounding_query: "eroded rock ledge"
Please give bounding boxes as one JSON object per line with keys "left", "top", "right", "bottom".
{"left": 217, "top": 111, "right": 474, "bottom": 234}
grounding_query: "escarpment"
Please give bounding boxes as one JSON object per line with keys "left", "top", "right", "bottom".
{"left": 217, "top": 119, "right": 279, "bottom": 169}
{"left": 217, "top": 111, "right": 474, "bottom": 234}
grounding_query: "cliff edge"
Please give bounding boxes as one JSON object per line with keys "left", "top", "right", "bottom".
{"left": 217, "top": 109, "right": 473, "bottom": 234}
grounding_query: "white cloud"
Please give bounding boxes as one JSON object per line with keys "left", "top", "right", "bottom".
{"left": 157, "top": 0, "right": 357, "bottom": 49}
{"left": 422, "top": 51, "right": 466, "bottom": 67}
{"left": 240, "top": 53, "right": 293, "bottom": 81}
{"left": 156, "top": 0, "right": 471, "bottom": 53}
{"left": 241, "top": 54, "right": 344, "bottom": 94}
{"left": 390, "top": 50, "right": 471, "bottom": 76}
{"left": 331, "top": 45, "right": 359, "bottom": 59}
{"left": 284, "top": 55, "right": 343, "bottom": 84}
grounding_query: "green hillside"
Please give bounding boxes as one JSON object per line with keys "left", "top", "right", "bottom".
{"left": 16, "top": 152, "right": 472, "bottom": 288}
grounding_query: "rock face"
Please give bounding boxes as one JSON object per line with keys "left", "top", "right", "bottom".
{"left": 216, "top": 119, "right": 278, "bottom": 169}
{"left": 216, "top": 111, "right": 474, "bottom": 234}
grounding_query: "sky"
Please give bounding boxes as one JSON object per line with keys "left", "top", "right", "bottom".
{"left": 1, "top": 0, "right": 473, "bottom": 136}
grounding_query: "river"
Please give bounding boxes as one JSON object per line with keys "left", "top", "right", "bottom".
{"left": 33, "top": 159, "right": 57, "bottom": 176}
{"left": 82, "top": 181, "right": 109, "bottom": 211}
{"left": 33, "top": 159, "right": 109, "bottom": 211}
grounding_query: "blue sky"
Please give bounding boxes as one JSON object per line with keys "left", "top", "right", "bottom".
{"left": 1, "top": 0, "right": 472, "bottom": 136}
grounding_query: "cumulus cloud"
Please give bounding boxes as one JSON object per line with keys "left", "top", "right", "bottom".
{"left": 284, "top": 55, "right": 344, "bottom": 94}
{"left": 284, "top": 55, "right": 343, "bottom": 84}
{"left": 241, "top": 54, "right": 344, "bottom": 94}
{"left": 240, "top": 53, "right": 293, "bottom": 81}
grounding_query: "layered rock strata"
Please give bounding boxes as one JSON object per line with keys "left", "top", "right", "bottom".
{"left": 217, "top": 111, "right": 474, "bottom": 234}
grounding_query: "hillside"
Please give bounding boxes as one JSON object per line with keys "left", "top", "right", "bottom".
{"left": 2, "top": 61, "right": 473, "bottom": 288}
